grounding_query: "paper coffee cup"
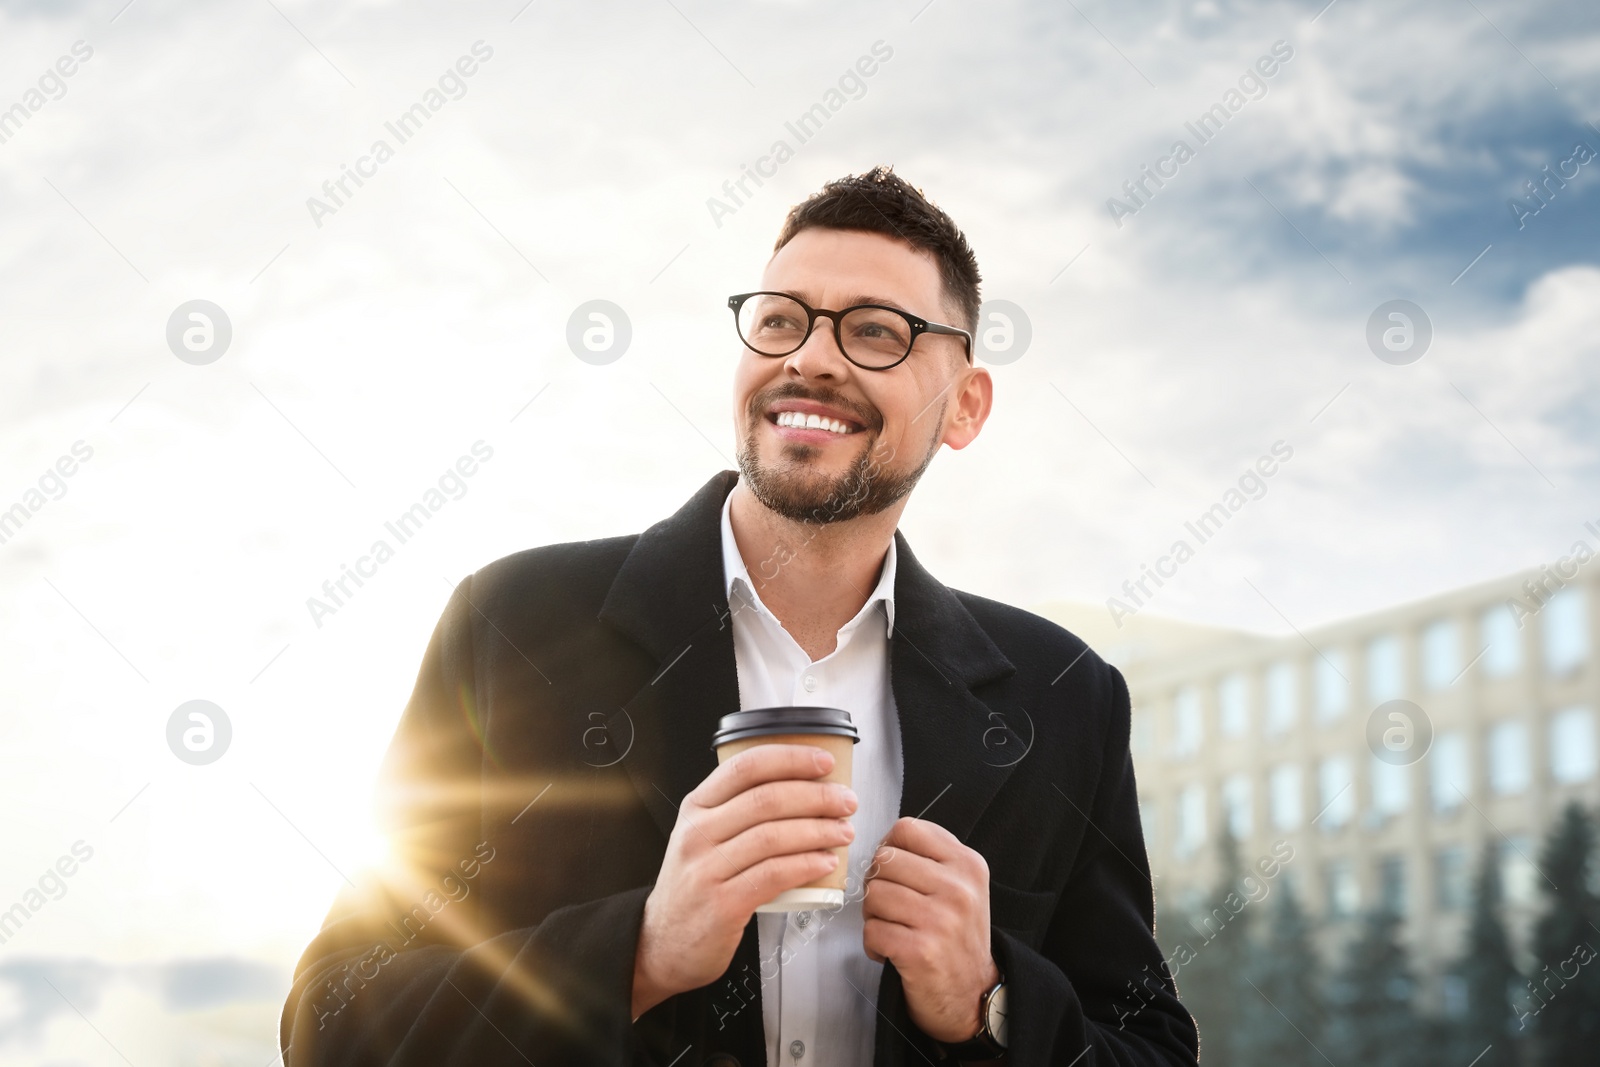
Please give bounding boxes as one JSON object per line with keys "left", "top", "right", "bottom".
{"left": 711, "top": 706, "right": 859, "bottom": 912}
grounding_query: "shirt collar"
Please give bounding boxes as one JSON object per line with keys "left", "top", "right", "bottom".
{"left": 720, "top": 482, "right": 897, "bottom": 638}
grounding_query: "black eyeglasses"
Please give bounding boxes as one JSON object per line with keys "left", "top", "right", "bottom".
{"left": 728, "top": 291, "right": 973, "bottom": 371}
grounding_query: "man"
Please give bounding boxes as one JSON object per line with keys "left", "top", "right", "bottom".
{"left": 281, "top": 167, "right": 1198, "bottom": 1066}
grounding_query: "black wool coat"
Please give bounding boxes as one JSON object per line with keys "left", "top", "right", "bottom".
{"left": 280, "top": 470, "right": 1198, "bottom": 1067}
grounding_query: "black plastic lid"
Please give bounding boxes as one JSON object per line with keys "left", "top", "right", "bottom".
{"left": 711, "top": 706, "right": 860, "bottom": 749}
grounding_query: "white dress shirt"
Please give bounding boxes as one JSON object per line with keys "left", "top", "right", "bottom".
{"left": 719, "top": 485, "right": 904, "bottom": 1067}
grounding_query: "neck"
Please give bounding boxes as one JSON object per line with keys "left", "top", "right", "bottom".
{"left": 728, "top": 479, "right": 900, "bottom": 661}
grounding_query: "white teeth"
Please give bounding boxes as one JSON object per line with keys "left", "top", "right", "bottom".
{"left": 774, "top": 410, "right": 854, "bottom": 434}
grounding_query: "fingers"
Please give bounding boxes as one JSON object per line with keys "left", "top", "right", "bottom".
{"left": 880, "top": 816, "right": 963, "bottom": 863}
{"left": 725, "top": 850, "right": 841, "bottom": 914}
{"left": 876, "top": 818, "right": 989, "bottom": 887}
{"left": 862, "top": 870, "right": 930, "bottom": 925}
{"left": 672, "top": 746, "right": 858, "bottom": 897}
{"left": 866, "top": 844, "right": 947, "bottom": 896}
{"left": 713, "top": 816, "right": 853, "bottom": 878}
{"left": 694, "top": 778, "right": 857, "bottom": 846}
{"left": 690, "top": 744, "right": 835, "bottom": 809}
{"left": 862, "top": 913, "right": 916, "bottom": 966}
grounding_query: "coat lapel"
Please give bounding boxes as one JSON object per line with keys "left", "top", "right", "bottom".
{"left": 597, "top": 470, "right": 743, "bottom": 840}
{"left": 887, "top": 530, "right": 1019, "bottom": 840}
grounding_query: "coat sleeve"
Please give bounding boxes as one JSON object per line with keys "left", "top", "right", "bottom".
{"left": 278, "top": 576, "right": 671, "bottom": 1066}
{"left": 989, "top": 664, "right": 1198, "bottom": 1066}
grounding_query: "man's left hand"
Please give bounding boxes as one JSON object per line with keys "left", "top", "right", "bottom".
{"left": 862, "top": 817, "right": 1001, "bottom": 1044}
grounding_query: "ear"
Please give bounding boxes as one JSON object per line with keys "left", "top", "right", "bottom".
{"left": 941, "top": 365, "right": 993, "bottom": 450}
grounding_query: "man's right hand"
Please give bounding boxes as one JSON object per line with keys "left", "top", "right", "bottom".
{"left": 630, "top": 743, "right": 858, "bottom": 1019}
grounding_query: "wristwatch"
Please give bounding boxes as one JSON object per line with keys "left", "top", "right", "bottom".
{"left": 936, "top": 973, "right": 1007, "bottom": 1061}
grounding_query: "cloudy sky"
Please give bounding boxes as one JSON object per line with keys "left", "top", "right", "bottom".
{"left": 1, "top": 0, "right": 1597, "bottom": 1061}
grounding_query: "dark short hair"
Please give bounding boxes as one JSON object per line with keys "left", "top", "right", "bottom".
{"left": 773, "top": 165, "right": 982, "bottom": 336}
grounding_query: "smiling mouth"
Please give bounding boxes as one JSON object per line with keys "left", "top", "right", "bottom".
{"left": 767, "top": 410, "right": 864, "bottom": 436}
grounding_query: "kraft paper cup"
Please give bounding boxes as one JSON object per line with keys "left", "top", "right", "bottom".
{"left": 711, "top": 706, "right": 859, "bottom": 912}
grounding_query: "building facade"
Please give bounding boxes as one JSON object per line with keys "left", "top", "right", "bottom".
{"left": 1041, "top": 565, "right": 1599, "bottom": 1009}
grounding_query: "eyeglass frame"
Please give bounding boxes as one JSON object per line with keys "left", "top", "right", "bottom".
{"left": 727, "top": 290, "right": 974, "bottom": 370}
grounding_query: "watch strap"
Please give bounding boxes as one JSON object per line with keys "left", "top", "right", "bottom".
{"left": 936, "top": 1030, "right": 1006, "bottom": 1061}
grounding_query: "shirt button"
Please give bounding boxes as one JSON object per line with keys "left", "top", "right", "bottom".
{"left": 802, "top": 674, "right": 817, "bottom": 692}
{"left": 795, "top": 911, "right": 811, "bottom": 928}
{"left": 789, "top": 1039, "right": 806, "bottom": 1061}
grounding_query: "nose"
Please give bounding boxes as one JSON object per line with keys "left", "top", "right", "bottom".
{"left": 781, "top": 311, "right": 851, "bottom": 380}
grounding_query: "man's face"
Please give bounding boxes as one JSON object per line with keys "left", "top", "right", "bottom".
{"left": 731, "top": 228, "right": 990, "bottom": 525}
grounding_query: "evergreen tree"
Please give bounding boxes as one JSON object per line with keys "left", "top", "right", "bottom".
{"left": 1527, "top": 802, "right": 1600, "bottom": 1067}
{"left": 1325, "top": 906, "right": 1427, "bottom": 1067}
{"left": 1448, "top": 843, "right": 1520, "bottom": 1067}
{"left": 1175, "top": 831, "right": 1252, "bottom": 1065}
{"left": 1236, "top": 878, "right": 1325, "bottom": 1067}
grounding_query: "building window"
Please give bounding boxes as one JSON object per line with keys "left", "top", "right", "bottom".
{"left": 1378, "top": 855, "right": 1407, "bottom": 915}
{"left": 1481, "top": 603, "right": 1523, "bottom": 679}
{"left": 1131, "top": 709, "right": 1154, "bottom": 758}
{"left": 1318, "top": 756, "right": 1354, "bottom": 830}
{"left": 1435, "top": 846, "right": 1469, "bottom": 911}
{"left": 1367, "top": 634, "right": 1405, "bottom": 704}
{"left": 1549, "top": 706, "right": 1597, "bottom": 784}
{"left": 1325, "top": 858, "right": 1359, "bottom": 918}
{"left": 1421, "top": 619, "right": 1460, "bottom": 691}
{"left": 1222, "top": 773, "right": 1253, "bottom": 839}
{"left": 1498, "top": 836, "right": 1538, "bottom": 908}
{"left": 1265, "top": 661, "right": 1296, "bottom": 736}
{"left": 1218, "top": 672, "right": 1249, "bottom": 737}
{"left": 1316, "top": 650, "right": 1350, "bottom": 722}
{"left": 1170, "top": 687, "right": 1202, "bottom": 759}
{"left": 1175, "top": 886, "right": 1205, "bottom": 916}
{"left": 1270, "top": 763, "right": 1303, "bottom": 830}
{"left": 1430, "top": 731, "right": 1470, "bottom": 811}
{"left": 1543, "top": 586, "right": 1590, "bottom": 676}
{"left": 1488, "top": 720, "right": 1530, "bottom": 795}
{"left": 1278, "top": 868, "right": 1299, "bottom": 903}
{"left": 1175, "top": 783, "right": 1206, "bottom": 858}
{"left": 1139, "top": 797, "right": 1160, "bottom": 852}
{"left": 1370, "top": 754, "right": 1410, "bottom": 818}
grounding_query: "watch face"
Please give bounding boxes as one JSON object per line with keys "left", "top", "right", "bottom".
{"left": 987, "top": 983, "right": 1008, "bottom": 1048}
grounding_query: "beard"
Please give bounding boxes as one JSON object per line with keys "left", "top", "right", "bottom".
{"left": 735, "top": 384, "right": 945, "bottom": 525}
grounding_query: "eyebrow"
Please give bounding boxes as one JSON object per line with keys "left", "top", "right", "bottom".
{"left": 776, "top": 289, "right": 914, "bottom": 314}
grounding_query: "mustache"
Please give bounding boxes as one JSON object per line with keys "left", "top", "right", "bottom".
{"left": 749, "top": 382, "right": 879, "bottom": 431}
